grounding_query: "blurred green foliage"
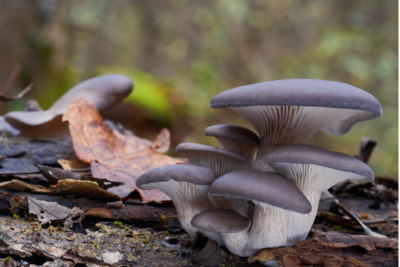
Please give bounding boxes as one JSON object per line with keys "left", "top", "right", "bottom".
{"left": 0, "top": 0, "right": 397, "bottom": 177}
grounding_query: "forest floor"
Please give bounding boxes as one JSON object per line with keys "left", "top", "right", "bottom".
{"left": 0, "top": 136, "right": 397, "bottom": 267}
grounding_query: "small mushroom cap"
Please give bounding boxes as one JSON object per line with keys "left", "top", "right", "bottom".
{"left": 204, "top": 124, "right": 259, "bottom": 145}
{"left": 191, "top": 209, "right": 251, "bottom": 233}
{"left": 262, "top": 144, "right": 374, "bottom": 182}
{"left": 210, "top": 170, "right": 312, "bottom": 214}
{"left": 175, "top": 143, "right": 251, "bottom": 164}
{"left": 136, "top": 164, "right": 221, "bottom": 189}
{"left": 50, "top": 74, "right": 133, "bottom": 113}
{"left": 5, "top": 75, "right": 133, "bottom": 127}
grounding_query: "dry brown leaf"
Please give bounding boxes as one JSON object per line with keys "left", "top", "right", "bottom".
{"left": 151, "top": 128, "right": 171, "bottom": 153}
{"left": 0, "top": 179, "right": 120, "bottom": 201}
{"left": 57, "top": 158, "right": 90, "bottom": 170}
{"left": 28, "top": 197, "right": 84, "bottom": 228}
{"left": 62, "top": 98, "right": 182, "bottom": 202}
{"left": 35, "top": 164, "right": 124, "bottom": 189}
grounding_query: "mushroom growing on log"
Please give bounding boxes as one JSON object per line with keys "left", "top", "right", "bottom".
{"left": 262, "top": 144, "right": 375, "bottom": 245}
{"left": 208, "top": 170, "right": 311, "bottom": 256}
{"left": 135, "top": 164, "right": 224, "bottom": 245}
{"left": 5, "top": 74, "right": 133, "bottom": 139}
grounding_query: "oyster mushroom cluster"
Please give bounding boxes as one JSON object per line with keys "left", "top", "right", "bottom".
{"left": 136, "top": 79, "right": 382, "bottom": 259}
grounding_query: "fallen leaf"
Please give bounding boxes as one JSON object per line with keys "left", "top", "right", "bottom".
{"left": 28, "top": 197, "right": 84, "bottom": 228}
{"left": 62, "top": 98, "right": 182, "bottom": 202}
{"left": 35, "top": 164, "right": 124, "bottom": 189}
{"left": 151, "top": 128, "right": 171, "bottom": 153}
{"left": 0, "top": 179, "right": 120, "bottom": 201}
{"left": 57, "top": 158, "right": 90, "bottom": 170}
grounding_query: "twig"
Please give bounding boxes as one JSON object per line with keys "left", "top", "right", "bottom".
{"left": 0, "top": 83, "right": 33, "bottom": 101}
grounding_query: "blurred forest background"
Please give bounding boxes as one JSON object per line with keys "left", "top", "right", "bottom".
{"left": 0, "top": 0, "right": 397, "bottom": 177}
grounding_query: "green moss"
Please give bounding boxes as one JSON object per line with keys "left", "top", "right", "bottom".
{"left": 114, "top": 221, "right": 123, "bottom": 228}
{"left": 332, "top": 225, "right": 343, "bottom": 231}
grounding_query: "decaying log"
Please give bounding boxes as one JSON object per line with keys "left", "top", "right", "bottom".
{"left": 0, "top": 188, "right": 179, "bottom": 228}
{"left": 248, "top": 233, "right": 398, "bottom": 267}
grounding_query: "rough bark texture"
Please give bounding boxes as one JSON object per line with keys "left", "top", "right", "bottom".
{"left": 248, "top": 233, "right": 398, "bottom": 267}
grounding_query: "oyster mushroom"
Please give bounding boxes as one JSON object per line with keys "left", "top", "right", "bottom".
{"left": 191, "top": 209, "right": 251, "bottom": 257}
{"left": 262, "top": 144, "right": 374, "bottom": 244}
{"left": 175, "top": 143, "right": 253, "bottom": 217}
{"left": 175, "top": 143, "right": 251, "bottom": 175}
{"left": 135, "top": 164, "right": 223, "bottom": 245}
{"left": 209, "top": 170, "right": 311, "bottom": 256}
{"left": 5, "top": 74, "right": 133, "bottom": 138}
{"left": 204, "top": 124, "right": 259, "bottom": 162}
{"left": 210, "top": 79, "right": 382, "bottom": 171}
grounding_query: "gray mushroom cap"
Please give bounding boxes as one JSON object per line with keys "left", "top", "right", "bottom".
{"left": 5, "top": 75, "right": 133, "bottom": 138}
{"left": 210, "top": 79, "right": 382, "bottom": 135}
{"left": 210, "top": 170, "right": 312, "bottom": 214}
{"left": 191, "top": 209, "right": 251, "bottom": 233}
{"left": 136, "top": 164, "right": 221, "bottom": 189}
{"left": 262, "top": 144, "right": 374, "bottom": 182}
{"left": 204, "top": 124, "right": 259, "bottom": 145}
{"left": 176, "top": 143, "right": 251, "bottom": 164}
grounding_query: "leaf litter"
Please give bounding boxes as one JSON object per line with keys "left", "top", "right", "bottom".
{"left": 62, "top": 98, "right": 183, "bottom": 202}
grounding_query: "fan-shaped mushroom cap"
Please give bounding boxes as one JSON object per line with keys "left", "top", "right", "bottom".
{"left": 175, "top": 143, "right": 251, "bottom": 174}
{"left": 211, "top": 79, "right": 382, "bottom": 135}
{"left": 262, "top": 144, "right": 375, "bottom": 245}
{"left": 136, "top": 164, "right": 223, "bottom": 245}
{"left": 204, "top": 124, "right": 259, "bottom": 145}
{"left": 136, "top": 164, "right": 220, "bottom": 188}
{"left": 210, "top": 79, "right": 382, "bottom": 171}
{"left": 262, "top": 144, "right": 374, "bottom": 191}
{"left": 191, "top": 209, "right": 252, "bottom": 257}
{"left": 210, "top": 170, "right": 311, "bottom": 253}
{"left": 204, "top": 124, "right": 259, "bottom": 162}
{"left": 191, "top": 209, "right": 251, "bottom": 233}
{"left": 5, "top": 75, "right": 133, "bottom": 139}
{"left": 210, "top": 170, "right": 311, "bottom": 214}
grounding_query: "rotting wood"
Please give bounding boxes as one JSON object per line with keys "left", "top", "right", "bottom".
{"left": 248, "top": 233, "right": 398, "bottom": 267}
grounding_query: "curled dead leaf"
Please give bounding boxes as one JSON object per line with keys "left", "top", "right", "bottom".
{"left": 62, "top": 98, "right": 182, "bottom": 202}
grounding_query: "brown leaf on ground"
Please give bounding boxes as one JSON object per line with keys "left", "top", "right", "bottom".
{"left": 58, "top": 158, "right": 90, "bottom": 170}
{"left": 28, "top": 197, "right": 84, "bottom": 228}
{"left": 35, "top": 164, "right": 124, "bottom": 189}
{"left": 248, "top": 234, "right": 398, "bottom": 267}
{"left": 0, "top": 179, "right": 120, "bottom": 201}
{"left": 62, "top": 98, "right": 182, "bottom": 202}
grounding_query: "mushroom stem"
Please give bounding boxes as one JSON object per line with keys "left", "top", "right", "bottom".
{"left": 268, "top": 161, "right": 373, "bottom": 244}
{"left": 221, "top": 231, "right": 250, "bottom": 257}
{"left": 141, "top": 180, "right": 223, "bottom": 245}
{"left": 286, "top": 189, "right": 320, "bottom": 244}
{"left": 249, "top": 203, "right": 289, "bottom": 251}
